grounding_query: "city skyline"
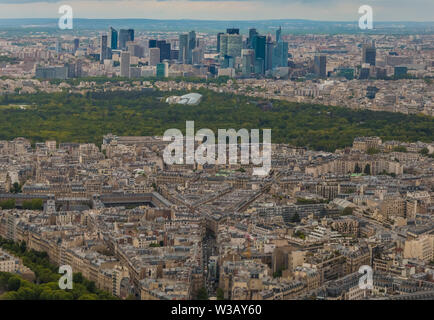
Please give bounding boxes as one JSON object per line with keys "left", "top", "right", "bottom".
{"left": 0, "top": 0, "right": 433, "bottom": 22}
{"left": 0, "top": 1, "right": 433, "bottom": 305}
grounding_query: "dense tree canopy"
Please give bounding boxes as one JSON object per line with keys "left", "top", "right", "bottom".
{"left": 196, "top": 287, "right": 209, "bottom": 300}
{"left": 0, "top": 90, "right": 432, "bottom": 152}
{"left": 22, "top": 199, "right": 43, "bottom": 211}
{"left": 0, "top": 199, "right": 15, "bottom": 209}
{"left": 10, "top": 182, "right": 22, "bottom": 194}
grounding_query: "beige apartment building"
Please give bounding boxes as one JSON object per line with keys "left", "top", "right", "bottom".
{"left": 0, "top": 249, "right": 19, "bottom": 273}
{"left": 379, "top": 196, "right": 407, "bottom": 219}
{"left": 404, "top": 235, "right": 434, "bottom": 262}
{"left": 306, "top": 159, "right": 403, "bottom": 177}
{"left": 352, "top": 137, "right": 382, "bottom": 152}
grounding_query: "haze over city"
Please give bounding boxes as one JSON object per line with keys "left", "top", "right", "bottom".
{"left": 0, "top": 0, "right": 433, "bottom": 21}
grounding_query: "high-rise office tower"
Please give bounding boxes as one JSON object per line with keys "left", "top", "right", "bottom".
{"left": 73, "top": 38, "right": 80, "bottom": 53}
{"left": 127, "top": 43, "right": 144, "bottom": 58}
{"left": 156, "top": 40, "right": 171, "bottom": 61}
{"left": 252, "top": 34, "right": 266, "bottom": 74}
{"left": 108, "top": 27, "right": 118, "bottom": 50}
{"left": 274, "top": 26, "right": 289, "bottom": 69}
{"left": 314, "top": 55, "right": 327, "bottom": 78}
{"left": 366, "top": 86, "right": 379, "bottom": 99}
{"left": 248, "top": 28, "right": 258, "bottom": 49}
{"left": 219, "top": 32, "right": 242, "bottom": 59}
{"left": 217, "top": 32, "right": 224, "bottom": 53}
{"left": 65, "top": 62, "right": 85, "bottom": 79}
{"left": 281, "top": 41, "right": 289, "bottom": 67}
{"left": 179, "top": 34, "right": 189, "bottom": 63}
{"left": 362, "top": 43, "right": 376, "bottom": 66}
{"left": 161, "top": 43, "right": 171, "bottom": 61}
{"left": 75, "top": 60, "right": 83, "bottom": 77}
{"left": 119, "top": 30, "right": 129, "bottom": 50}
{"left": 128, "top": 29, "right": 134, "bottom": 42}
{"left": 196, "top": 38, "right": 202, "bottom": 48}
{"left": 241, "top": 49, "right": 255, "bottom": 76}
{"left": 188, "top": 31, "right": 196, "bottom": 63}
{"left": 156, "top": 40, "right": 165, "bottom": 48}
{"left": 265, "top": 36, "right": 274, "bottom": 71}
{"left": 129, "top": 67, "right": 142, "bottom": 79}
{"left": 226, "top": 28, "right": 239, "bottom": 35}
{"left": 149, "top": 39, "right": 157, "bottom": 48}
{"left": 100, "top": 34, "right": 108, "bottom": 62}
{"left": 149, "top": 48, "right": 161, "bottom": 66}
{"left": 74, "top": 60, "right": 82, "bottom": 77}
{"left": 254, "top": 59, "right": 264, "bottom": 75}
{"left": 120, "top": 52, "right": 130, "bottom": 77}
{"left": 253, "top": 35, "right": 266, "bottom": 60}
{"left": 170, "top": 50, "right": 179, "bottom": 61}
{"left": 55, "top": 39, "right": 61, "bottom": 54}
{"left": 376, "top": 67, "right": 387, "bottom": 79}
{"left": 163, "top": 61, "right": 170, "bottom": 77}
{"left": 192, "top": 47, "right": 204, "bottom": 65}
{"left": 394, "top": 66, "right": 407, "bottom": 78}
{"left": 227, "top": 34, "right": 243, "bottom": 58}
{"left": 222, "top": 56, "right": 235, "bottom": 69}
{"left": 156, "top": 63, "right": 167, "bottom": 78}
{"left": 119, "top": 29, "right": 134, "bottom": 50}
{"left": 219, "top": 34, "right": 228, "bottom": 56}
{"left": 276, "top": 26, "right": 282, "bottom": 43}
{"left": 359, "top": 63, "right": 371, "bottom": 79}
{"left": 273, "top": 41, "right": 289, "bottom": 69}
{"left": 65, "top": 63, "right": 77, "bottom": 78}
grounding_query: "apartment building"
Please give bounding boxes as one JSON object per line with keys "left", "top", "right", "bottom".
{"left": 0, "top": 249, "right": 19, "bottom": 273}
{"left": 404, "top": 235, "right": 434, "bottom": 262}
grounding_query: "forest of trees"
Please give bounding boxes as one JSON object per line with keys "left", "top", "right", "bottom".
{"left": 0, "top": 237, "right": 117, "bottom": 300}
{"left": 0, "top": 89, "right": 432, "bottom": 152}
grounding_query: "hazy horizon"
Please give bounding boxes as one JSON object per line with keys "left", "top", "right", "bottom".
{"left": 0, "top": 18, "right": 433, "bottom": 23}
{"left": 0, "top": 0, "right": 432, "bottom": 22}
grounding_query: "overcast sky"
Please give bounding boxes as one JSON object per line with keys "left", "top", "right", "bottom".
{"left": 0, "top": 0, "right": 432, "bottom": 21}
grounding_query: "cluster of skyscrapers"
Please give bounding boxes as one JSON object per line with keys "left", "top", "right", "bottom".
{"left": 314, "top": 42, "right": 377, "bottom": 80}
{"left": 97, "top": 25, "right": 292, "bottom": 79}
{"left": 33, "top": 22, "right": 415, "bottom": 83}
{"left": 94, "top": 26, "right": 386, "bottom": 81}
{"left": 100, "top": 27, "right": 134, "bottom": 62}
{"left": 218, "top": 27, "right": 289, "bottom": 76}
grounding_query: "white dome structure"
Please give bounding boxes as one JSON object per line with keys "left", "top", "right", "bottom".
{"left": 166, "top": 93, "right": 203, "bottom": 106}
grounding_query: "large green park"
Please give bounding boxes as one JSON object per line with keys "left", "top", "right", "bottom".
{"left": 0, "top": 89, "right": 432, "bottom": 152}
